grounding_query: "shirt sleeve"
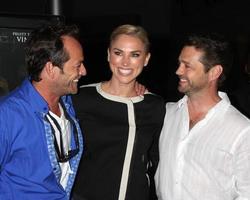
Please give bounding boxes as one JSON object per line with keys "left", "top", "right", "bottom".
{"left": 0, "top": 108, "right": 10, "bottom": 168}
{"left": 0, "top": 106, "right": 12, "bottom": 199}
{"left": 233, "top": 126, "right": 250, "bottom": 198}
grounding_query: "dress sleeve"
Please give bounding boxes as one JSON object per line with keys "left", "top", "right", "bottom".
{"left": 148, "top": 97, "right": 166, "bottom": 199}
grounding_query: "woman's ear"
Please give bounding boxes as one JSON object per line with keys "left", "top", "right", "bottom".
{"left": 107, "top": 48, "right": 110, "bottom": 62}
{"left": 144, "top": 53, "right": 151, "bottom": 67}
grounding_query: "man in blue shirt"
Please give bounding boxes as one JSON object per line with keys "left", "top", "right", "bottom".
{"left": 0, "top": 23, "right": 85, "bottom": 200}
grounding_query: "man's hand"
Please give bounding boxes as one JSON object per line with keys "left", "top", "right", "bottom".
{"left": 135, "top": 81, "right": 148, "bottom": 96}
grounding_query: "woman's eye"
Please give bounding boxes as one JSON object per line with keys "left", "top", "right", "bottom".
{"left": 132, "top": 53, "right": 140, "bottom": 57}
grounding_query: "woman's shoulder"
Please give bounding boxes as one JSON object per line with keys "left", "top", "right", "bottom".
{"left": 72, "top": 82, "right": 100, "bottom": 103}
{"left": 77, "top": 83, "right": 99, "bottom": 94}
{"left": 79, "top": 82, "right": 99, "bottom": 89}
{"left": 142, "top": 92, "right": 166, "bottom": 115}
{"left": 144, "top": 92, "right": 166, "bottom": 104}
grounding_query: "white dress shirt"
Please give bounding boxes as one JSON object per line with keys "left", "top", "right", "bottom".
{"left": 155, "top": 92, "right": 250, "bottom": 200}
{"left": 47, "top": 104, "right": 73, "bottom": 189}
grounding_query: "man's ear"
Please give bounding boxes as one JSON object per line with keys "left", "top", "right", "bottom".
{"left": 209, "top": 64, "right": 223, "bottom": 81}
{"left": 44, "top": 61, "right": 56, "bottom": 79}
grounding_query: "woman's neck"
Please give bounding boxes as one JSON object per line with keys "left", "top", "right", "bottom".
{"left": 101, "top": 80, "right": 137, "bottom": 97}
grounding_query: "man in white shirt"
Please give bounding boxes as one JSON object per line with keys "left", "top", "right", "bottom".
{"left": 155, "top": 33, "right": 250, "bottom": 200}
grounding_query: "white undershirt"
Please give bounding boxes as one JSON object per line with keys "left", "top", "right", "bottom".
{"left": 47, "top": 104, "right": 73, "bottom": 189}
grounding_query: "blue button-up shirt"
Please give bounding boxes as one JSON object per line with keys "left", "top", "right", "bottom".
{"left": 0, "top": 78, "right": 84, "bottom": 200}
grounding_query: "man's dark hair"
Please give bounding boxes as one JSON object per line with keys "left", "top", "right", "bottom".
{"left": 184, "top": 33, "right": 233, "bottom": 86}
{"left": 25, "top": 23, "right": 80, "bottom": 82}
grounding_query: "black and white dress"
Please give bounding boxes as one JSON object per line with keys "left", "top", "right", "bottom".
{"left": 72, "top": 83, "right": 166, "bottom": 200}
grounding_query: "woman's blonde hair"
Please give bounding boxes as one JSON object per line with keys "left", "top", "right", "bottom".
{"left": 110, "top": 24, "right": 150, "bottom": 53}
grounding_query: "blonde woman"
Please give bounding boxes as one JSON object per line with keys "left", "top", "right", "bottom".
{"left": 73, "top": 24, "right": 165, "bottom": 200}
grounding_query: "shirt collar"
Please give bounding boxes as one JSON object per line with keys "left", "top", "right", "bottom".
{"left": 177, "top": 91, "right": 231, "bottom": 110}
{"left": 19, "top": 78, "right": 48, "bottom": 113}
{"left": 20, "top": 78, "right": 70, "bottom": 114}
